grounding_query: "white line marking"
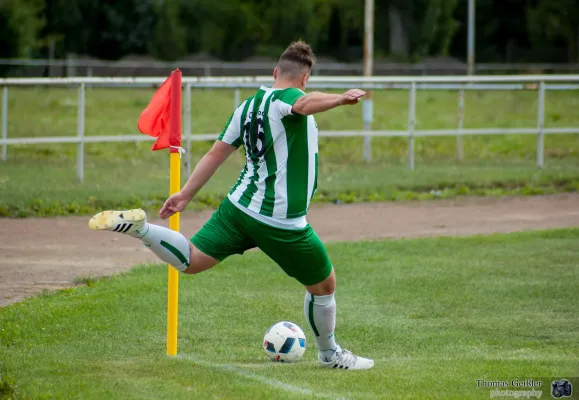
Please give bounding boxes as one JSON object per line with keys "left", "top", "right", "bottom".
{"left": 178, "top": 354, "right": 351, "bottom": 400}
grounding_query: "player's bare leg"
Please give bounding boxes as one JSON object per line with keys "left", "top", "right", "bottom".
{"left": 304, "top": 269, "right": 374, "bottom": 370}
{"left": 306, "top": 268, "right": 336, "bottom": 295}
{"left": 182, "top": 244, "right": 218, "bottom": 274}
{"left": 88, "top": 209, "right": 218, "bottom": 273}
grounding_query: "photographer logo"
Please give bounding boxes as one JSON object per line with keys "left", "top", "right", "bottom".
{"left": 551, "top": 379, "right": 572, "bottom": 399}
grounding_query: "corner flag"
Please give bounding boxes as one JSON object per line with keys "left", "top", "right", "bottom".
{"left": 138, "top": 69, "right": 182, "bottom": 356}
{"left": 138, "top": 71, "right": 183, "bottom": 152}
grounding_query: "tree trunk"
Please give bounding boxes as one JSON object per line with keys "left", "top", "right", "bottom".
{"left": 388, "top": 4, "right": 409, "bottom": 56}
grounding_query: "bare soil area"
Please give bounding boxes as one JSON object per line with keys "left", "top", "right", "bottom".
{"left": 1, "top": 194, "right": 578, "bottom": 307}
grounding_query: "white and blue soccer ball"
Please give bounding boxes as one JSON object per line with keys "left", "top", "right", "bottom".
{"left": 263, "top": 321, "right": 306, "bottom": 362}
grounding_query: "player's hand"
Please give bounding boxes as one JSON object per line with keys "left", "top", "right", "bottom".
{"left": 159, "top": 191, "right": 191, "bottom": 219}
{"left": 339, "top": 89, "right": 366, "bottom": 105}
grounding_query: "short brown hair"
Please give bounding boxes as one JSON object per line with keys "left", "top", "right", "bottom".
{"left": 277, "top": 41, "right": 316, "bottom": 78}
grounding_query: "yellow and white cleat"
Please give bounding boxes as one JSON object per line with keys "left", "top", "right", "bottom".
{"left": 88, "top": 209, "right": 147, "bottom": 236}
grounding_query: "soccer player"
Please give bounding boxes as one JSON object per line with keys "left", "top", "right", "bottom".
{"left": 89, "top": 41, "right": 373, "bottom": 370}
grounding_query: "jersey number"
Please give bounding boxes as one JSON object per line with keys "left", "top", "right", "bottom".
{"left": 244, "top": 118, "right": 266, "bottom": 158}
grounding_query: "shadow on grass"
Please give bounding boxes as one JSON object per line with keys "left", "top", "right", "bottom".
{"left": 0, "top": 364, "right": 21, "bottom": 400}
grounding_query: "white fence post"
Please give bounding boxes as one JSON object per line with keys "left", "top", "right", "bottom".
{"left": 363, "top": 98, "right": 373, "bottom": 161}
{"left": 77, "top": 83, "right": 85, "bottom": 182}
{"left": 2, "top": 86, "right": 7, "bottom": 161}
{"left": 408, "top": 82, "right": 416, "bottom": 170}
{"left": 457, "top": 88, "right": 465, "bottom": 161}
{"left": 234, "top": 88, "right": 240, "bottom": 109}
{"left": 185, "top": 83, "right": 192, "bottom": 177}
{"left": 537, "top": 81, "right": 545, "bottom": 169}
{"left": 66, "top": 53, "right": 76, "bottom": 78}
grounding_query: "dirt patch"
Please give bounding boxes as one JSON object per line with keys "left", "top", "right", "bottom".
{"left": 1, "top": 194, "right": 578, "bottom": 307}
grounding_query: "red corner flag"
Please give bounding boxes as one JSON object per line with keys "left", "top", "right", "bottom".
{"left": 138, "top": 69, "right": 182, "bottom": 152}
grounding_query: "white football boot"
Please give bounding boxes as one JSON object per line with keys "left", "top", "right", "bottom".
{"left": 88, "top": 209, "right": 147, "bottom": 238}
{"left": 319, "top": 346, "right": 374, "bottom": 370}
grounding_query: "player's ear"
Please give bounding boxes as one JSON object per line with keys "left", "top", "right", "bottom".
{"left": 273, "top": 66, "right": 279, "bottom": 80}
{"left": 301, "top": 72, "right": 310, "bottom": 88}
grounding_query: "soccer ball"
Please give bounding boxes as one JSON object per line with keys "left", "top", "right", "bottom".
{"left": 263, "top": 321, "right": 306, "bottom": 362}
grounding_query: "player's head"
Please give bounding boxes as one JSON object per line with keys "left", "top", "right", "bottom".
{"left": 274, "top": 41, "right": 316, "bottom": 90}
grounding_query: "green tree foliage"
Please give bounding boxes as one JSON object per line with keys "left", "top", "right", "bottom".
{"left": 317, "top": 0, "right": 364, "bottom": 60}
{"left": 149, "top": 0, "right": 186, "bottom": 61}
{"left": 178, "top": 0, "right": 262, "bottom": 60}
{"left": 43, "top": 0, "right": 156, "bottom": 59}
{"left": 372, "top": 0, "right": 459, "bottom": 60}
{"left": 258, "top": 0, "right": 323, "bottom": 57}
{"left": 177, "top": 0, "right": 333, "bottom": 61}
{"left": 450, "top": 0, "right": 522, "bottom": 63}
{"left": 4, "top": 0, "right": 579, "bottom": 63}
{"left": 527, "top": 0, "right": 579, "bottom": 62}
{"left": 0, "top": 0, "right": 44, "bottom": 58}
{"left": 416, "top": 0, "right": 460, "bottom": 57}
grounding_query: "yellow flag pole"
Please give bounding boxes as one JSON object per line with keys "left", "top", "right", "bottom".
{"left": 167, "top": 152, "right": 180, "bottom": 356}
{"left": 167, "top": 69, "right": 182, "bottom": 356}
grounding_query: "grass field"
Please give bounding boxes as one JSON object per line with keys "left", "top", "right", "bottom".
{"left": 1, "top": 229, "right": 578, "bottom": 399}
{"left": 1, "top": 87, "right": 578, "bottom": 216}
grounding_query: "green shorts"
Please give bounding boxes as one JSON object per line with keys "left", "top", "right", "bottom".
{"left": 191, "top": 197, "right": 332, "bottom": 286}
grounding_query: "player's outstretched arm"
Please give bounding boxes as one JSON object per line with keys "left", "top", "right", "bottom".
{"left": 291, "top": 89, "right": 366, "bottom": 116}
{"left": 159, "top": 141, "right": 236, "bottom": 219}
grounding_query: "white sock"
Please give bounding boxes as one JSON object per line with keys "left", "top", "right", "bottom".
{"left": 304, "top": 292, "right": 338, "bottom": 361}
{"left": 130, "top": 223, "right": 190, "bottom": 272}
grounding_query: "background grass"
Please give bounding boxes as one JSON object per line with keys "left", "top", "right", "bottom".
{"left": 1, "top": 87, "right": 578, "bottom": 217}
{"left": 0, "top": 229, "right": 578, "bottom": 399}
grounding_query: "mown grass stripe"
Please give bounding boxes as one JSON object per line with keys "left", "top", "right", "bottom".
{"left": 179, "top": 354, "right": 351, "bottom": 400}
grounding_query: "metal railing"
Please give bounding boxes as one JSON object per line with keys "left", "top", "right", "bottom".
{"left": 1, "top": 75, "right": 579, "bottom": 181}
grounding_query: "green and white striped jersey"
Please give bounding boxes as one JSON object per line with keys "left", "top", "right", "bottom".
{"left": 218, "top": 86, "right": 318, "bottom": 230}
